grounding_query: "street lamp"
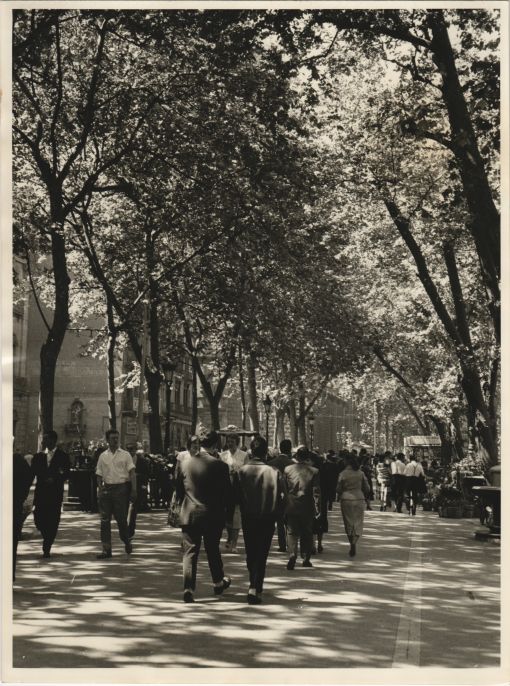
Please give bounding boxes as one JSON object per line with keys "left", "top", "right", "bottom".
{"left": 262, "top": 395, "right": 272, "bottom": 443}
{"left": 162, "top": 360, "right": 177, "bottom": 454}
{"left": 309, "top": 410, "right": 315, "bottom": 450}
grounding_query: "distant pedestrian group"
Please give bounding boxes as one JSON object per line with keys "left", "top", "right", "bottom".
{"left": 13, "top": 428, "right": 430, "bottom": 604}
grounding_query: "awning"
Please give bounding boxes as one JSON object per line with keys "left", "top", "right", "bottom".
{"left": 404, "top": 435, "right": 442, "bottom": 447}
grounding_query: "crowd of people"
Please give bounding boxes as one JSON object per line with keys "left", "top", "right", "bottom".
{"left": 13, "top": 429, "right": 441, "bottom": 603}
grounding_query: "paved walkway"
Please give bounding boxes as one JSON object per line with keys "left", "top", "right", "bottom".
{"left": 11, "top": 502, "right": 500, "bottom": 669}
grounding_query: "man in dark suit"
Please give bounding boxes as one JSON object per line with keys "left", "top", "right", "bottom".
{"left": 268, "top": 439, "right": 294, "bottom": 552}
{"left": 235, "top": 436, "right": 288, "bottom": 604}
{"left": 31, "top": 431, "right": 71, "bottom": 558}
{"left": 283, "top": 446, "right": 321, "bottom": 570}
{"left": 13, "top": 451, "right": 34, "bottom": 580}
{"left": 175, "top": 431, "right": 234, "bottom": 603}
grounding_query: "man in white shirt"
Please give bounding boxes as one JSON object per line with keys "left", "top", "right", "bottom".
{"left": 220, "top": 433, "right": 248, "bottom": 552}
{"left": 95, "top": 429, "right": 136, "bottom": 559}
{"left": 404, "top": 453, "right": 425, "bottom": 516}
{"left": 390, "top": 452, "right": 407, "bottom": 513}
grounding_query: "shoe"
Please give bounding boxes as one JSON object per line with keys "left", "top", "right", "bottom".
{"left": 42, "top": 551, "right": 51, "bottom": 559}
{"left": 379, "top": 505, "right": 384, "bottom": 511}
{"left": 96, "top": 551, "right": 112, "bottom": 559}
{"left": 317, "top": 544, "right": 324, "bottom": 553}
{"left": 302, "top": 559, "right": 313, "bottom": 567}
{"left": 183, "top": 590, "right": 195, "bottom": 603}
{"left": 349, "top": 544, "right": 356, "bottom": 558}
{"left": 247, "top": 593, "right": 262, "bottom": 605}
{"left": 125, "top": 542, "right": 133, "bottom": 554}
{"left": 214, "top": 576, "right": 232, "bottom": 595}
{"left": 286, "top": 556, "right": 297, "bottom": 571}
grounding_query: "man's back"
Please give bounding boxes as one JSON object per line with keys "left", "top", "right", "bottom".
{"left": 284, "top": 463, "right": 319, "bottom": 515}
{"left": 177, "top": 452, "right": 233, "bottom": 524}
{"left": 237, "top": 458, "right": 286, "bottom": 518}
{"left": 268, "top": 453, "right": 293, "bottom": 474}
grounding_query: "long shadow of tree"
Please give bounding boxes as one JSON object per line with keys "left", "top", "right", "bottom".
{"left": 13, "top": 505, "right": 499, "bottom": 668}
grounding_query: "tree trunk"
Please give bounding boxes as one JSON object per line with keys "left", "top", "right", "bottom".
{"left": 288, "top": 399, "right": 298, "bottom": 446}
{"left": 298, "top": 394, "right": 307, "bottom": 445}
{"left": 191, "top": 358, "right": 198, "bottom": 434}
{"left": 38, "top": 227, "right": 70, "bottom": 447}
{"left": 274, "top": 407, "right": 286, "bottom": 446}
{"left": 428, "top": 11, "right": 500, "bottom": 341}
{"left": 209, "top": 397, "right": 221, "bottom": 431}
{"left": 238, "top": 342, "right": 247, "bottom": 430}
{"left": 451, "top": 409, "right": 465, "bottom": 461}
{"left": 246, "top": 349, "right": 260, "bottom": 432}
{"left": 106, "top": 299, "right": 117, "bottom": 431}
{"left": 430, "top": 416, "right": 453, "bottom": 465}
{"left": 146, "top": 369, "right": 163, "bottom": 454}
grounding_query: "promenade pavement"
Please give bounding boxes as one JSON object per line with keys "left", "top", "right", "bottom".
{"left": 11, "top": 501, "right": 500, "bottom": 669}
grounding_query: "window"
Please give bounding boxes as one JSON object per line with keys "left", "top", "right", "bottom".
{"left": 183, "top": 384, "right": 189, "bottom": 409}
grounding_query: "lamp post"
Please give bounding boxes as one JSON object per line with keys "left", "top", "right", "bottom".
{"left": 263, "top": 395, "right": 272, "bottom": 443}
{"left": 162, "top": 360, "right": 176, "bottom": 454}
{"left": 309, "top": 410, "right": 315, "bottom": 450}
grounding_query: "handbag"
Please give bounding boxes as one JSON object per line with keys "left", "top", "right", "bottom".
{"left": 167, "top": 492, "right": 181, "bottom": 528}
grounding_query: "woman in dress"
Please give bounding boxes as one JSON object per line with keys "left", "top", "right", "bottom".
{"left": 336, "top": 453, "right": 371, "bottom": 557}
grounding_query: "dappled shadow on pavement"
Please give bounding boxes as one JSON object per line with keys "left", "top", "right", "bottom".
{"left": 13, "top": 503, "right": 499, "bottom": 668}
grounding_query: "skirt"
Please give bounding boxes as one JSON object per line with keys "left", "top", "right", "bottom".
{"left": 340, "top": 499, "right": 365, "bottom": 540}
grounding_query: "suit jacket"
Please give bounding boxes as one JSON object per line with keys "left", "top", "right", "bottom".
{"left": 175, "top": 451, "right": 234, "bottom": 526}
{"left": 284, "top": 462, "right": 321, "bottom": 518}
{"left": 32, "top": 448, "right": 71, "bottom": 507}
{"left": 13, "top": 453, "right": 33, "bottom": 513}
{"left": 235, "top": 458, "right": 288, "bottom": 519}
{"left": 268, "top": 453, "right": 294, "bottom": 474}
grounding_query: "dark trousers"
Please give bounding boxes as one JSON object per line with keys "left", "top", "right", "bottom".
{"left": 392, "top": 475, "right": 406, "bottom": 512}
{"left": 286, "top": 512, "right": 314, "bottom": 559}
{"left": 276, "top": 515, "right": 287, "bottom": 550}
{"left": 242, "top": 515, "right": 275, "bottom": 593}
{"left": 98, "top": 482, "right": 130, "bottom": 551}
{"left": 13, "top": 507, "right": 24, "bottom": 580}
{"left": 181, "top": 519, "right": 224, "bottom": 591}
{"left": 406, "top": 477, "right": 420, "bottom": 515}
{"left": 34, "top": 500, "right": 62, "bottom": 554}
{"left": 128, "top": 502, "right": 137, "bottom": 540}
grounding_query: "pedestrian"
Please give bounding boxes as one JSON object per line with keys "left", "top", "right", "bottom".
{"left": 95, "top": 429, "right": 137, "bottom": 559}
{"left": 336, "top": 453, "right": 371, "bottom": 557}
{"left": 127, "top": 446, "right": 151, "bottom": 541}
{"left": 13, "top": 450, "right": 34, "bottom": 580}
{"left": 324, "top": 450, "right": 340, "bottom": 511}
{"left": 359, "top": 453, "right": 374, "bottom": 510}
{"left": 375, "top": 454, "right": 392, "bottom": 511}
{"left": 31, "top": 430, "right": 71, "bottom": 558}
{"left": 308, "top": 450, "right": 329, "bottom": 554}
{"left": 268, "top": 439, "right": 294, "bottom": 552}
{"left": 175, "top": 431, "right": 234, "bottom": 603}
{"left": 390, "top": 452, "right": 407, "bottom": 513}
{"left": 404, "top": 452, "right": 426, "bottom": 516}
{"left": 220, "top": 431, "right": 248, "bottom": 552}
{"left": 235, "top": 436, "right": 288, "bottom": 605}
{"left": 283, "top": 446, "right": 321, "bottom": 570}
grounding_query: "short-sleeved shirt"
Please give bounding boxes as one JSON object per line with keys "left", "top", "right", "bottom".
{"left": 96, "top": 448, "right": 135, "bottom": 484}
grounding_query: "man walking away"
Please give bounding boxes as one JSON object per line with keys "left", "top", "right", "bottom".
{"left": 391, "top": 453, "right": 407, "bottom": 513}
{"left": 268, "top": 439, "right": 294, "bottom": 552}
{"left": 220, "top": 432, "right": 248, "bottom": 552}
{"left": 404, "top": 452, "right": 425, "bottom": 516}
{"left": 95, "top": 429, "right": 137, "bottom": 559}
{"left": 31, "top": 431, "right": 70, "bottom": 558}
{"left": 175, "top": 431, "right": 234, "bottom": 603}
{"left": 236, "top": 436, "right": 288, "bottom": 605}
{"left": 283, "top": 446, "right": 321, "bottom": 570}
